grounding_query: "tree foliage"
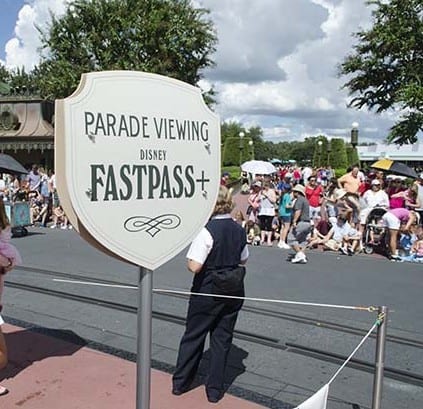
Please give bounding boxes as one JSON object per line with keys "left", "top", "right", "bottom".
{"left": 312, "top": 136, "right": 329, "bottom": 167}
{"left": 340, "top": 0, "right": 423, "bottom": 144}
{"left": 221, "top": 123, "right": 267, "bottom": 164}
{"left": 33, "top": 0, "right": 217, "bottom": 99}
{"left": 346, "top": 145, "right": 359, "bottom": 167}
{"left": 329, "top": 138, "right": 348, "bottom": 169}
{"left": 0, "top": 65, "right": 38, "bottom": 96}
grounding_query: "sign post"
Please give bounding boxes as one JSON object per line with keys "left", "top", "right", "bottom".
{"left": 55, "top": 71, "right": 220, "bottom": 409}
{"left": 137, "top": 267, "right": 153, "bottom": 408}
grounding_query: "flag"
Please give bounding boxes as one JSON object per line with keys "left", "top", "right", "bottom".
{"left": 294, "top": 384, "right": 329, "bottom": 409}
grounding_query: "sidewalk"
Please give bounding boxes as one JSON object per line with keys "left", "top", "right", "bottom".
{"left": 0, "top": 323, "right": 267, "bottom": 409}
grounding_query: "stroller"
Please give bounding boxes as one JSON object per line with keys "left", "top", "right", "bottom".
{"left": 362, "top": 207, "right": 388, "bottom": 254}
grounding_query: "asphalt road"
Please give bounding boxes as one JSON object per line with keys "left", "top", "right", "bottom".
{"left": 3, "top": 226, "right": 423, "bottom": 409}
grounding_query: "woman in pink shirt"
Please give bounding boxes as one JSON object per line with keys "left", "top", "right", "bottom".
{"left": 390, "top": 185, "right": 421, "bottom": 210}
{"left": 382, "top": 208, "right": 418, "bottom": 260}
{"left": 387, "top": 179, "right": 406, "bottom": 209}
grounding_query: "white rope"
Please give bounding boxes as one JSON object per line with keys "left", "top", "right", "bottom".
{"left": 53, "top": 279, "right": 137, "bottom": 289}
{"left": 53, "top": 277, "right": 382, "bottom": 389}
{"left": 52, "top": 279, "right": 376, "bottom": 312}
{"left": 327, "top": 320, "right": 379, "bottom": 385}
{"left": 154, "top": 288, "right": 376, "bottom": 312}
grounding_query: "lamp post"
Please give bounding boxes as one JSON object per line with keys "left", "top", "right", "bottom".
{"left": 351, "top": 122, "right": 359, "bottom": 166}
{"left": 239, "top": 131, "right": 245, "bottom": 166}
{"left": 351, "top": 122, "right": 359, "bottom": 148}
{"left": 248, "top": 139, "right": 254, "bottom": 160}
{"left": 317, "top": 140, "right": 323, "bottom": 167}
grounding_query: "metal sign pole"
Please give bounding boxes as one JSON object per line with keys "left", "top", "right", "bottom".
{"left": 371, "top": 306, "right": 388, "bottom": 409}
{"left": 136, "top": 266, "right": 153, "bottom": 409}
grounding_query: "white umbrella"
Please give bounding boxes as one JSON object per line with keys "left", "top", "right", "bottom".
{"left": 241, "top": 160, "right": 276, "bottom": 175}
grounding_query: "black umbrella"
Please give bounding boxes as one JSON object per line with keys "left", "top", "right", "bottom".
{"left": 0, "top": 153, "right": 28, "bottom": 175}
{"left": 371, "top": 159, "right": 418, "bottom": 179}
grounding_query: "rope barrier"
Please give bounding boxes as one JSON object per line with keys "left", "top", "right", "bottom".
{"left": 53, "top": 277, "right": 387, "bottom": 408}
{"left": 53, "top": 279, "right": 137, "bottom": 289}
{"left": 153, "top": 288, "right": 377, "bottom": 312}
{"left": 52, "top": 279, "right": 377, "bottom": 312}
{"left": 327, "top": 317, "right": 381, "bottom": 385}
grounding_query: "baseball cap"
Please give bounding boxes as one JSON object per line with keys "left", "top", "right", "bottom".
{"left": 371, "top": 179, "right": 381, "bottom": 186}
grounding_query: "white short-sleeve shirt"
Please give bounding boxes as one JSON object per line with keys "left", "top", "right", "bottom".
{"left": 186, "top": 215, "right": 249, "bottom": 265}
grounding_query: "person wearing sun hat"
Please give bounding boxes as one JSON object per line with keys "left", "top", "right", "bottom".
{"left": 359, "top": 179, "right": 389, "bottom": 229}
{"left": 286, "top": 184, "right": 311, "bottom": 263}
{"left": 247, "top": 180, "right": 262, "bottom": 223}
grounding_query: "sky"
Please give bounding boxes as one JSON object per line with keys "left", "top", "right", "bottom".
{"left": 0, "top": 0, "right": 402, "bottom": 144}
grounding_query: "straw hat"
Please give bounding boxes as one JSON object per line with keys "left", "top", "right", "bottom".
{"left": 292, "top": 184, "right": 305, "bottom": 195}
{"left": 334, "top": 189, "right": 347, "bottom": 200}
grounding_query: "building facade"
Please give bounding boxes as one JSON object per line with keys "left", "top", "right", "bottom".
{"left": 358, "top": 143, "right": 423, "bottom": 169}
{"left": 0, "top": 96, "right": 54, "bottom": 171}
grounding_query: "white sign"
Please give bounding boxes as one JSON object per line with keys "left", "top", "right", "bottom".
{"left": 294, "top": 384, "right": 329, "bottom": 409}
{"left": 56, "top": 71, "right": 220, "bottom": 270}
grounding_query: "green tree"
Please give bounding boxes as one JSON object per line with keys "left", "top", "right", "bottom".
{"left": 274, "top": 141, "right": 292, "bottom": 161}
{"left": 221, "top": 122, "right": 243, "bottom": 147}
{"left": 312, "top": 136, "right": 329, "bottom": 167}
{"left": 289, "top": 137, "right": 318, "bottom": 165}
{"left": 33, "top": 0, "right": 217, "bottom": 99}
{"left": 220, "top": 122, "right": 264, "bottom": 166}
{"left": 346, "top": 145, "right": 359, "bottom": 167}
{"left": 329, "top": 138, "right": 348, "bottom": 169}
{"left": 0, "top": 66, "right": 39, "bottom": 96}
{"left": 340, "top": 0, "right": 423, "bottom": 144}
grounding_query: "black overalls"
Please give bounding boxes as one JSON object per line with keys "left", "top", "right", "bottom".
{"left": 173, "top": 217, "right": 247, "bottom": 397}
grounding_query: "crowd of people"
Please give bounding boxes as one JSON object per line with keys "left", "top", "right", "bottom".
{"left": 0, "top": 164, "right": 71, "bottom": 230}
{"left": 0, "top": 163, "right": 73, "bottom": 395}
{"left": 235, "top": 164, "right": 423, "bottom": 264}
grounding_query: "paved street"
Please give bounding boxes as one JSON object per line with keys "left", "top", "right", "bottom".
{"left": 3, "top": 224, "right": 423, "bottom": 409}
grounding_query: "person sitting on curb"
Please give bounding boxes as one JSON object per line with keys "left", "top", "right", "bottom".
{"left": 321, "top": 215, "right": 361, "bottom": 255}
{"left": 245, "top": 220, "right": 261, "bottom": 246}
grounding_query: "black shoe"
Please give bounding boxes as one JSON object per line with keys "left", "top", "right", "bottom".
{"left": 172, "top": 388, "right": 186, "bottom": 396}
{"left": 206, "top": 390, "right": 223, "bottom": 403}
{"left": 286, "top": 253, "right": 296, "bottom": 261}
{"left": 172, "top": 385, "right": 188, "bottom": 396}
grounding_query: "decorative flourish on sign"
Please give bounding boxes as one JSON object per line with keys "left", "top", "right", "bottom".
{"left": 124, "top": 214, "right": 181, "bottom": 237}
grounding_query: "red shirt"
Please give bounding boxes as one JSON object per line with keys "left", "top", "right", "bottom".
{"left": 305, "top": 184, "right": 323, "bottom": 207}
{"left": 358, "top": 181, "right": 370, "bottom": 196}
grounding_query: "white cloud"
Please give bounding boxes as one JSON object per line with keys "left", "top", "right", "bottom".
{"left": 4, "top": 0, "right": 65, "bottom": 69}
{"left": 1, "top": 0, "right": 403, "bottom": 143}
{"left": 203, "top": 0, "right": 383, "bottom": 139}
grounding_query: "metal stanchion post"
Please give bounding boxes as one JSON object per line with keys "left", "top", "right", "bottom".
{"left": 371, "top": 306, "right": 388, "bottom": 409}
{"left": 137, "top": 267, "right": 153, "bottom": 409}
